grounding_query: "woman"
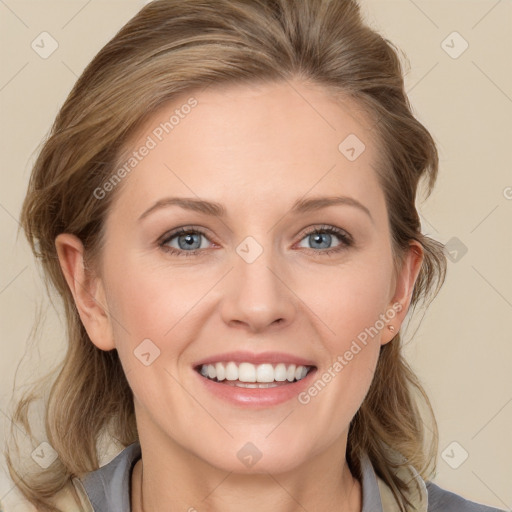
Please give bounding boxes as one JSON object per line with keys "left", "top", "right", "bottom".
{"left": 5, "top": 0, "right": 505, "bottom": 511}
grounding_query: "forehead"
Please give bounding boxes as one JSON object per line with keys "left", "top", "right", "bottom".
{"left": 110, "top": 79, "right": 386, "bottom": 221}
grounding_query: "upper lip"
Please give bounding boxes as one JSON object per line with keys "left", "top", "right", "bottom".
{"left": 193, "top": 351, "right": 317, "bottom": 369}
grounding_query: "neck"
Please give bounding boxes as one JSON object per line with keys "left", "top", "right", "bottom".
{"left": 131, "top": 432, "right": 362, "bottom": 512}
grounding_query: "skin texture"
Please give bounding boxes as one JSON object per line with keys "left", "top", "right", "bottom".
{"left": 56, "top": 79, "right": 423, "bottom": 512}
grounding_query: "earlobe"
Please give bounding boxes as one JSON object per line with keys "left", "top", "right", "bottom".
{"left": 381, "top": 241, "right": 424, "bottom": 345}
{"left": 55, "top": 233, "right": 115, "bottom": 351}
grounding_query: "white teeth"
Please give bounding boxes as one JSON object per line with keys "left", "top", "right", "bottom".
{"left": 274, "top": 363, "right": 287, "bottom": 381}
{"left": 198, "top": 361, "right": 312, "bottom": 383}
{"left": 238, "top": 362, "right": 256, "bottom": 382}
{"left": 295, "top": 366, "right": 308, "bottom": 380}
{"left": 215, "top": 362, "right": 225, "bottom": 381}
{"left": 225, "top": 361, "right": 238, "bottom": 381}
{"left": 226, "top": 381, "right": 279, "bottom": 389}
{"left": 256, "top": 363, "right": 274, "bottom": 383}
{"left": 286, "top": 364, "right": 296, "bottom": 382}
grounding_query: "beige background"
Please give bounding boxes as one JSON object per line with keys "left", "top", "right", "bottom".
{"left": 1, "top": 0, "right": 511, "bottom": 510}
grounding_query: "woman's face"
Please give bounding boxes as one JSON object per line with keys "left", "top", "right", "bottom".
{"left": 65, "top": 80, "right": 421, "bottom": 474}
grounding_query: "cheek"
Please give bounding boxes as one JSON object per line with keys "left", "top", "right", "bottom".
{"left": 104, "top": 250, "right": 213, "bottom": 342}
{"left": 102, "top": 260, "right": 204, "bottom": 425}
{"left": 296, "top": 255, "right": 392, "bottom": 418}
{"left": 302, "top": 253, "right": 393, "bottom": 346}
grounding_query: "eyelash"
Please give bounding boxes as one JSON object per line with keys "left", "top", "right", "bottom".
{"left": 158, "top": 225, "right": 353, "bottom": 258}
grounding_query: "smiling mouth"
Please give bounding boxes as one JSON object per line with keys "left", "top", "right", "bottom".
{"left": 195, "top": 361, "right": 316, "bottom": 388}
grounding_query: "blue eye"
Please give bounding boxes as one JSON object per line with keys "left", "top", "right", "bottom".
{"left": 296, "top": 226, "right": 353, "bottom": 255}
{"left": 159, "top": 227, "right": 210, "bottom": 256}
{"left": 158, "top": 225, "right": 353, "bottom": 257}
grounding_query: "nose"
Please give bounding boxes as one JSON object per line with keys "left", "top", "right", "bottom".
{"left": 219, "top": 241, "right": 296, "bottom": 333}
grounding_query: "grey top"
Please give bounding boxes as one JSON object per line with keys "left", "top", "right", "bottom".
{"left": 80, "top": 442, "right": 505, "bottom": 512}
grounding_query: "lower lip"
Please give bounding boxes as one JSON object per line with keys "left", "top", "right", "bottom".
{"left": 195, "top": 368, "right": 318, "bottom": 408}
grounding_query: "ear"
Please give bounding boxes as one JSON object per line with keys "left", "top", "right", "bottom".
{"left": 381, "top": 240, "right": 424, "bottom": 345}
{"left": 55, "top": 233, "right": 115, "bottom": 351}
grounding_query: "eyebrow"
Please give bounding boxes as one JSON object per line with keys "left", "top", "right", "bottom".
{"left": 138, "top": 195, "right": 374, "bottom": 224}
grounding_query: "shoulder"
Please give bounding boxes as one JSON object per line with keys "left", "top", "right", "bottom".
{"left": 51, "top": 477, "right": 95, "bottom": 512}
{"left": 425, "top": 481, "right": 507, "bottom": 512}
{"left": 79, "top": 442, "right": 141, "bottom": 511}
{"left": 363, "top": 447, "right": 506, "bottom": 512}
{"left": 0, "top": 471, "right": 95, "bottom": 512}
{"left": 38, "top": 443, "right": 141, "bottom": 512}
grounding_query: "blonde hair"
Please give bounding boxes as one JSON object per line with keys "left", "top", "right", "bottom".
{"left": 6, "top": 0, "right": 447, "bottom": 510}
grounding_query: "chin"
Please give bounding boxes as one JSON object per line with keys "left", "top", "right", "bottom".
{"left": 191, "top": 437, "right": 312, "bottom": 475}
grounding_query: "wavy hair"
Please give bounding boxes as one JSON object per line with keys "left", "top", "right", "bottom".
{"left": 6, "top": 0, "right": 447, "bottom": 510}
